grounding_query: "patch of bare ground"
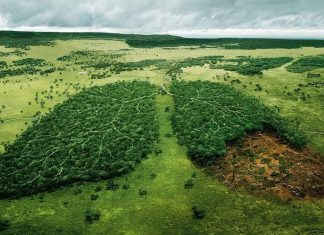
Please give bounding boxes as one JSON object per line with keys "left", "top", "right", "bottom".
{"left": 205, "top": 130, "right": 324, "bottom": 200}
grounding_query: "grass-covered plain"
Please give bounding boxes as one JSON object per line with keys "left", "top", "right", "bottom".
{"left": 0, "top": 34, "right": 323, "bottom": 234}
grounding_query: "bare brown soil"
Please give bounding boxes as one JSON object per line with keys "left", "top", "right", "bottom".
{"left": 206, "top": 131, "right": 324, "bottom": 200}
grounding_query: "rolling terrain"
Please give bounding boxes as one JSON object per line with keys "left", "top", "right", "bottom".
{"left": 0, "top": 32, "right": 323, "bottom": 234}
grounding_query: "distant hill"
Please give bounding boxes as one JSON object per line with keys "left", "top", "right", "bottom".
{"left": 1, "top": 30, "right": 324, "bottom": 50}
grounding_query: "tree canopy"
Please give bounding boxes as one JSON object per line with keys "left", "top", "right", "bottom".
{"left": 171, "top": 81, "right": 307, "bottom": 163}
{"left": 0, "top": 81, "right": 159, "bottom": 198}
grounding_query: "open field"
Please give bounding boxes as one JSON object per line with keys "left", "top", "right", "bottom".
{"left": 0, "top": 35, "right": 323, "bottom": 234}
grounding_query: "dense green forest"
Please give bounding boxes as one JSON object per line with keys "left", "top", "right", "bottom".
{"left": 1, "top": 31, "right": 324, "bottom": 50}
{"left": 0, "top": 81, "right": 159, "bottom": 198}
{"left": 0, "top": 31, "right": 178, "bottom": 49}
{"left": 171, "top": 81, "right": 307, "bottom": 163}
{"left": 213, "top": 57, "right": 294, "bottom": 75}
{"left": 287, "top": 55, "right": 324, "bottom": 73}
{"left": 126, "top": 38, "right": 324, "bottom": 49}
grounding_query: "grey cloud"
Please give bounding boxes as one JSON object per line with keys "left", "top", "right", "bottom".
{"left": 0, "top": 0, "right": 323, "bottom": 34}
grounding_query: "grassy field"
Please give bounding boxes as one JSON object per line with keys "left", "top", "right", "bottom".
{"left": 0, "top": 39, "right": 323, "bottom": 234}
{"left": 1, "top": 95, "right": 323, "bottom": 234}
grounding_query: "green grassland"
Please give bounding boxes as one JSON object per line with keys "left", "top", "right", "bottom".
{"left": 0, "top": 35, "right": 323, "bottom": 234}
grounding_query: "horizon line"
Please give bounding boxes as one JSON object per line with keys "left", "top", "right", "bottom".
{"left": 1, "top": 27, "right": 324, "bottom": 40}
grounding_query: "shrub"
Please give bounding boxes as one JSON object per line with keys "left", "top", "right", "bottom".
{"left": 94, "top": 186, "right": 102, "bottom": 192}
{"left": 184, "top": 179, "right": 195, "bottom": 189}
{"left": 85, "top": 210, "right": 101, "bottom": 224}
{"left": 90, "top": 194, "right": 99, "bottom": 200}
{"left": 192, "top": 206, "right": 206, "bottom": 219}
{"left": 139, "top": 189, "right": 147, "bottom": 196}
{"left": 106, "top": 180, "right": 119, "bottom": 191}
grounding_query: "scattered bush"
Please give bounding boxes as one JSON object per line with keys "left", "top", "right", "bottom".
{"left": 139, "top": 189, "right": 147, "bottom": 196}
{"left": 184, "top": 178, "right": 195, "bottom": 189}
{"left": 85, "top": 210, "right": 101, "bottom": 224}
{"left": 192, "top": 206, "right": 206, "bottom": 219}
{"left": 106, "top": 180, "right": 120, "bottom": 191}
{"left": 214, "top": 57, "right": 293, "bottom": 76}
{"left": 94, "top": 186, "right": 102, "bottom": 192}
{"left": 90, "top": 194, "right": 99, "bottom": 200}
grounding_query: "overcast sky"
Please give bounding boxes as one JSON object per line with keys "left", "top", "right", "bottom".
{"left": 0, "top": 0, "right": 323, "bottom": 38}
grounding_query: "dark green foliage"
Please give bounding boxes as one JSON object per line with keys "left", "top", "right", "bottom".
{"left": 111, "top": 59, "right": 167, "bottom": 74}
{"left": 287, "top": 55, "right": 324, "bottom": 73}
{"left": 90, "top": 194, "right": 99, "bottom": 200}
{"left": 0, "top": 81, "right": 159, "bottom": 198}
{"left": 58, "top": 50, "right": 166, "bottom": 78}
{"left": 171, "top": 81, "right": 307, "bottom": 163}
{"left": 307, "top": 81, "right": 324, "bottom": 88}
{"left": 0, "top": 30, "right": 179, "bottom": 49}
{"left": 0, "top": 58, "right": 52, "bottom": 79}
{"left": 165, "top": 133, "right": 173, "bottom": 138}
{"left": 0, "top": 61, "right": 7, "bottom": 68}
{"left": 255, "top": 84, "right": 263, "bottom": 91}
{"left": 73, "top": 188, "right": 82, "bottom": 195}
{"left": 167, "top": 56, "right": 224, "bottom": 79}
{"left": 184, "top": 178, "right": 195, "bottom": 189}
{"left": 2, "top": 31, "right": 324, "bottom": 50}
{"left": 94, "top": 186, "right": 102, "bottom": 192}
{"left": 13, "top": 58, "right": 46, "bottom": 66}
{"left": 106, "top": 180, "right": 120, "bottom": 191}
{"left": 0, "top": 67, "right": 41, "bottom": 78}
{"left": 126, "top": 38, "right": 324, "bottom": 49}
{"left": 122, "top": 184, "right": 129, "bottom": 190}
{"left": 192, "top": 206, "right": 206, "bottom": 219}
{"left": 85, "top": 210, "right": 101, "bottom": 224}
{"left": 230, "top": 79, "right": 241, "bottom": 85}
{"left": 0, "top": 50, "right": 27, "bottom": 57}
{"left": 139, "top": 189, "right": 147, "bottom": 196}
{"left": 214, "top": 57, "right": 293, "bottom": 75}
{"left": 0, "top": 219, "right": 9, "bottom": 231}
{"left": 149, "top": 173, "right": 157, "bottom": 179}
{"left": 63, "top": 201, "right": 69, "bottom": 207}
{"left": 40, "top": 68, "right": 56, "bottom": 76}
{"left": 154, "top": 147, "right": 162, "bottom": 156}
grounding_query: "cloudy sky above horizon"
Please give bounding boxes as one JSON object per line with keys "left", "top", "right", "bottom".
{"left": 0, "top": 0, "right": 323, "bottom": 38}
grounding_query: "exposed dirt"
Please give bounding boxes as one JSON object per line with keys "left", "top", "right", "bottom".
{"left": 205, "top": 130, "right": 324, "bottom": 200}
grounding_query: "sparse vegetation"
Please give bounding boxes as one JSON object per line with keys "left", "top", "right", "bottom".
{"left": 213, "top": 57, "right": 293, "bottom": 75}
